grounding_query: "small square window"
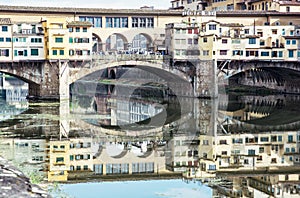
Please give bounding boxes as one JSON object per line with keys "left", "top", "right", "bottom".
{"left": 2, "top": 26, "right": 8, "bottom": 32}
{"left": 55, "top": 37, "right": 63, "bottom": 43}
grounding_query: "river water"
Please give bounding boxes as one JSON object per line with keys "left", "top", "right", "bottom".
{"left": 1, "top": 73, "right": 300, "bottom": 198}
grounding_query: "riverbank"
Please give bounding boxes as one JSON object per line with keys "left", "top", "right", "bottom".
{"left": 0, "top": 156, "right": 50, "bottom": 198}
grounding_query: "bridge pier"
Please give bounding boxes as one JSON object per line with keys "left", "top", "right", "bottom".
{"left": 28, "top": 60, "right": 70, "bottom": 101}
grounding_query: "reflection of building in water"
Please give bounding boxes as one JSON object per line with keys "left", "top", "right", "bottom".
{"left": 189, "top": 130, "right": 300, "bottom": 180}
{"left": 46, "top": 140, "right": 70, "bottom": 181}
{"left": 165, "top": 130, "right": 199, "bottom": 173}
{"left": 69, "top": 138, "right": 93, "bottom": 176}
{"left": 116, "top": 99, "right": 163, "bottom": 125}
{"left": 44, "top": 136, "right": 174, "bottom": 182}
{"left": 0, "top": 73, "right": 28, "bottom": 102}
{"left": 0, "top": 138, "right": 47, "bottom": 178}
{"left": 165, "top": 99, "right": 216, "bottom": 175}
{"left": 208, "top": 174, "right": 300, "bottom": 198}
{"left": 94, "top": 94, "right": 163, "bottom": 126}
{"left": 248, "top": 174, "right": 300, "bottom": 197}
{"left": 91, "top": 141, "right": 168, "bottom": 178}
{"left": 0, "top": 99, "right": 28, "bottom": 121}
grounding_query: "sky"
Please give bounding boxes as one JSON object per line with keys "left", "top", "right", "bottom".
{"left": 0, "top": 0, "right": 171, "bottom": 9}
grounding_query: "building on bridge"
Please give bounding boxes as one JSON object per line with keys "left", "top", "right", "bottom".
{"left": 0, "top": 18, "right": 12, "bottom": 61}
{"left": 170, "top": 0, "right": 300, "bottom": 12}
{"left": 42, "top": 17, "right": 93, "bottom": 61}
{"left": 165, "top": 22, "right": 200, "bottom": 64}
{"left": 67, "top": 21, "right": 93, "bottom": 60}
{"left": 166, "top": 17, "right": 300, "bottom": 63}
{"left": 198, "top": 20, "right": 299, "bottom": 62}
{"left": 12, "top": 22, "right": 45, "bottom": 61}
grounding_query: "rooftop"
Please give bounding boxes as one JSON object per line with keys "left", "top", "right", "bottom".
{"left": 0, "top": 18, "right": 12, "bottom": 25}
{"left": 0, "top": 5, "right": 182, "bottom": 16}
{"left": 67, "top": 21, "right": 92, "bottom": 27}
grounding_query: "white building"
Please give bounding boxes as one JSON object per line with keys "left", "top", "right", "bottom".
{"left": 12, "top": 23, "right": 45, "bottom": 61}
{"left": 0, "top": 18, "right": 13, "bottom": 62}
{"left": 165, "top": 22, "right": 200, "bottom": 62}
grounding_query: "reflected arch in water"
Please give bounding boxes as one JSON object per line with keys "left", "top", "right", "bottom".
{"left": 105, "top": 142, "right": 128, "bottom": 158}
{"left": 218, "top": 94, "right": 300, "bottom": 132}
{"left": 228, "top": 67, "right": 300, "bottom": 93}
{"left": 94, "top": 67, "right": 193, "bottom": 131}
{"left": 108, "top": 68, "right": 116, "bottom": 79}
{"left": 104, "top": 141, "right": 154, "bottom": 159}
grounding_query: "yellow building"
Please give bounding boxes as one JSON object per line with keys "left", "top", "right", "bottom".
{"left": 42, "top": 17, "right": 69, "bottom": 60}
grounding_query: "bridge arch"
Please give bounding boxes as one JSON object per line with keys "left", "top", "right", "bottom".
{"left": 92, "top": 33, "right": 103, "bottom": 53}
{"left": 105, "top": 33, "right": 128, "bottom": 52}
{"left": 69, "top": 59, "right": 191, "bottom": 84}
{"left": 131, "top": 33, "right": 153, "bottom": 53}
{"left": 0, "top": 70, "right": 43, "bottom": 99}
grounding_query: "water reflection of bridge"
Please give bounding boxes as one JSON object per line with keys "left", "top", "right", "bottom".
{"left": 218, "top": 94, "right": 300, "bottom": 133}
{"left": 3, "top": 94, "right": 300, "bottom": 137}
{"left": 2, "top": 93, "right": 300, "bottom": 185}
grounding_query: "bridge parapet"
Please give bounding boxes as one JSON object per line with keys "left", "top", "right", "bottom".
{"left": 91, "top": 54, "right": 164, "bottom": 65}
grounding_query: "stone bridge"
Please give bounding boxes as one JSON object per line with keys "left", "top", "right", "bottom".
{"left": 0, "top": 55, "right": 217, "bottom": 100}
{"left": 68, "top": 54, "right": 188, "bottom": 83}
